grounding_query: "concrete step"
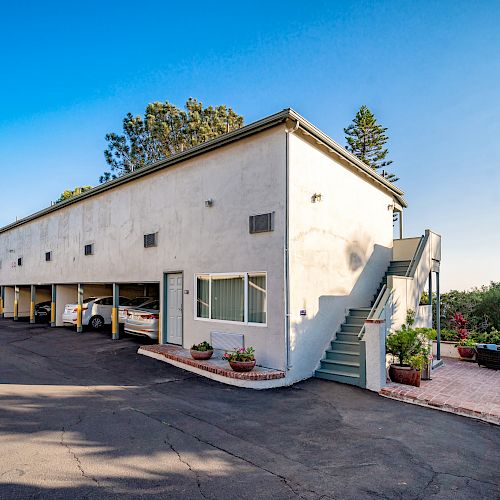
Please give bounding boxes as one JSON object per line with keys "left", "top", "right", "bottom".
{"left": 349, "top": 308, "right": 371, "bottom": 318}
{"left": 390, "top": 260, "right": 411, "bottom": 266}
{"left": 325, "top": 349, "right": 360, "bottom": 362}
{"left": 340, "top": 324, "right": 362, "bottom": 334}
{"left": 345, "top": 315, "right": 365, "bottom": 326}
{"left": 314, "top": 368, "right": 361, "bottom": 386}
{"left": 336, "top": 331, "right": 360, "bottom": 342}
{"left": 320, "top": 358, "right": 360, "bottom": 374}
{"left": 330, "top": 340, "right": 360, "bottom": 353}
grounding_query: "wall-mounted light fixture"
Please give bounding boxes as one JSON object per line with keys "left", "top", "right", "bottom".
{"left": 311, "top": 193, "right": 322, "bottom": 203}
{"left": 205, "top": 199, "right": 214, "bottom": 207}
{"left": 387, "top": 203, "right": 394, "bottom": 211}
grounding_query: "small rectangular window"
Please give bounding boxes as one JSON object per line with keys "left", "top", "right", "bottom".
{"left": 144, "top": 233, "right": 157, "bottom": 248}
{"left": 249, "top": 212, "right": 274, "bottom": 234}
{"left": 45, "top": 251, "right": 52, "bottom": 262}
{"left": 17, "top": 257, "right": 23, "bottom": 267}
{"left": 84, "top": 244, "right": 93, "bottom": 256}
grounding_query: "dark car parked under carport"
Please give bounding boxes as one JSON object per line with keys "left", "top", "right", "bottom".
{"left": 34, "top": 301, "right": 51, "bottom": 323}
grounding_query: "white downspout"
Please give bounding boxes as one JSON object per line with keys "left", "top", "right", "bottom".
{"left": 284, "top": 119, "right": 299, "bottom": 370}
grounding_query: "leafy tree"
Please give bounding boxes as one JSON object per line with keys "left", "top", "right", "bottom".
{"left": 344, "top": 105, "right": 398, "bottom": 182}
{"left": 101, "top": 98, "right": 244, "bottom": 182}
{"left": 56, "top": 186, "right": 93, "bottom": 203}
{"left": 423, "top": 281, "right": 500, "bottom": 333}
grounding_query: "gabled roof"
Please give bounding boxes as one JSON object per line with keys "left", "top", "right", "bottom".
{"left": 0, "top": 108, "right": 406, "bottom": 234}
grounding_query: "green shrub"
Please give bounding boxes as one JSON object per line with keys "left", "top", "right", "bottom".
{"left": 386, "top": 325, "right": 430, "bottom": 367}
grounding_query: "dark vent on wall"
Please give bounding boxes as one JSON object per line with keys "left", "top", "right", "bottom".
{"left": 249, "top": 212, "right": 275, "bottom": 234}
{"left": 45, "top": 251, "right": 52, "bottom": 262}
{"left": 144, "top": 233, "right": 157, "bottom": 248}
{"left": 17, "top": 257, "right": 23, "bottom": 266}
{"left": 84, "top": 244, "right": 93, "bottom": 256}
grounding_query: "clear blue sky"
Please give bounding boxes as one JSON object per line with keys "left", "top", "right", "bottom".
{"left": 1, "top": 1, "right": 499, "bottom": 291}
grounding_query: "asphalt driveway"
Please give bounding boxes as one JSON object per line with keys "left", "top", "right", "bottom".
{"left": 0, "top": 319, "right": 498, "bottom": 499}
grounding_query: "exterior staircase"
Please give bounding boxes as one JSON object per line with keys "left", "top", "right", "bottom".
{"left": 314, "top": 260, "right": 411, "bottom": 387}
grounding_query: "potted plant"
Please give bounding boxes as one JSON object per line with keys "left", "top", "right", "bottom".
{"left": 190, "top": 341, "right": 214, "bottom": 360}
{"left": 455, "top": 337, "right": 476, "bottom": 360}
{"left": 451, "top": 312, "right": 475, "bottom": 360}
{"left": 223, "top": 347, "right": 256, "bottom": 372}
{"left": 386, "top": 312, "right": 432, "bottom": 387}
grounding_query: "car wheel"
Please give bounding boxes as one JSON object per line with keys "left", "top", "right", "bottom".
{"left": 89, "top": 315, "right": 104, "bottom": 330}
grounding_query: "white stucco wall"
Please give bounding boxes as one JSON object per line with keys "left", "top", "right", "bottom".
{"left": 287, "top": 132, "right": 395, "bottom": 382}
{"left": 0, "top": 127, "right": 287, "bottom": 370}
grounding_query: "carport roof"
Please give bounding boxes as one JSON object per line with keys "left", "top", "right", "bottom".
{"left": 0, "top": 108, "right": 406, "bottom": 234}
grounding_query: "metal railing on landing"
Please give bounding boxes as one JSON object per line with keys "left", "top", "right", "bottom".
{"left": 405, "top": 232, "right": 428, "bottom": 278}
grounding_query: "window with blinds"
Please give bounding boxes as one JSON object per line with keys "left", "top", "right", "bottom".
{"left": 195, "top": 273, "right": 267, "bottom": 325}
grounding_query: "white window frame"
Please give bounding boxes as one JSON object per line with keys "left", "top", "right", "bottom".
{"left": 194, "top": 272, "right": 267, "bottom": 327}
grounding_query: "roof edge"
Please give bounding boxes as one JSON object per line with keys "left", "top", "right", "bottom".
{"left": 286, "top": 109, "right": 407, "bottom": 204}
{"left": 0, "top": 107, "right": 407, "bottom": 234}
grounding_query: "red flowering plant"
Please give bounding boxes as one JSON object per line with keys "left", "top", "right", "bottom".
{"left": 451, "top": 312, "right": 474, "bottom": 347}
{"left": 223, "top": 347, "right": 255, "bottom": 362}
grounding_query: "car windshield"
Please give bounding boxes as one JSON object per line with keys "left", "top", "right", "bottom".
{"left": 128, "top": 297, "right": 152, "bottom": 307}
{"left": 83, "top": 297, "right": 97, "bottom": 304}
{"left": 36, "top": 301, "right": 51, "bottom": 306}
{"left": 144, "top": 300, "right": 159, "bottom": 310}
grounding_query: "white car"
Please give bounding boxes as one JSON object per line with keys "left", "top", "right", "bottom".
{"left": 124, "top": 300, "right": 160, "bottom": 339}
{"left": 62, "top": 296, "right": 131, "bottom": 330}
{"left": 118, "top": 296, "right": 154, "bottom": 324}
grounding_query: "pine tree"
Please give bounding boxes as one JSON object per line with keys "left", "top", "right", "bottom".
{"left": 101, "top": 98, "right": 244, "bottom": 182}
{"left": 344, "top": 105, "right": 398, "bottom": 182}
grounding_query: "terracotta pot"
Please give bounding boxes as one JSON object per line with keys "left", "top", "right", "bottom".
{"left": 229, "top": 360, "right": 256, "bottom": 372}
{"left": 190, "top": 349, "right": 213, "bottom": 360}
{"left": 389, "top": 364, "right": 421, "bottom": 387}
{"left": 457, "top": 346, "right": 475, "bottom": 360}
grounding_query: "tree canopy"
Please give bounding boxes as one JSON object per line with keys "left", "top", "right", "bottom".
{"left": 101, "top": 98, "right": 244, "bottom": 182}
{"left": 56, "top": 186, "right": 93, "bottom": 203}
{"left": 344, "top": 105, "right": 398, "bottom": 182}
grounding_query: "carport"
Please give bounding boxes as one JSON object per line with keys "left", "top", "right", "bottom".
{"left": 53, "top": 282, "right": 159, "bottom": 340}
{"left": 1, "top": 286, "right": 15, "bottom": 318}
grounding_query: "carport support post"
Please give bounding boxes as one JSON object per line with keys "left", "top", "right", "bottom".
{"left": 0, "top": 286, "right": 4, "bottom": 317}
{"left": 112, "top": 283, "right": 119, "bottom": 340}
{"left": 77, "top": 284, "right": 83, "bottom": 333}
{"left": 14, "top": 285, "right": 19, "bottom": 321}
{"left": 51, "top": 285, "right": 56, "bottom": 327}
{"left": 30, "top": 285, "right": 36, "bottom": 324}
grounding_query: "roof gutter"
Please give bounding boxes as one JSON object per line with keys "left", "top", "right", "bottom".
{"left": 0, "top": 108, "right": 406, "bottom": 234}
{"left": 286, "top": 109, "right": 407, "bottom": 207}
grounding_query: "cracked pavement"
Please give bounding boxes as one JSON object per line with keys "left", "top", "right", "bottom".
{"left": 0, "top": 320, "right": 498, "bottom": 499}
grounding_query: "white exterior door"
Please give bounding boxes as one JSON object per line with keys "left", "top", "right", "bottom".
{"left": 167, "top": 273, "right": 183, "bottom": 345}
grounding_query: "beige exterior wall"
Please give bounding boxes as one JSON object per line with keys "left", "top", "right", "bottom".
{"left": 0, "top": 127, "right": 287, "bottom": 370}
{"left": 287, "top": 132, "right": 395, "bottom": 382}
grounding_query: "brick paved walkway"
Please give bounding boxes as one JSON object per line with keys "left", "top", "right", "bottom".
{"left": 380, "top": 357, "right": 500, "bottom": 425}
{"left": 138, "top": 344, "right": 285, "bottom": 382}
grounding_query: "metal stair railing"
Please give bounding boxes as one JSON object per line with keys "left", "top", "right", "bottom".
{"left": 358, "top": 284, "right": 393, "bottom": 340}
{"left": 405, "top": 232, "right": 427, "bottom": 278}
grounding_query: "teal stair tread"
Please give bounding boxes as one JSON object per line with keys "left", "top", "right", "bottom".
{"left": 315, "top": 368, "right": 360, "bottom": 379}
{"left": 326, "top": 349, "right": 359, "bottom": 356}
{"left": 333, "top": 340, "right": 360, "bottom": 345}
{"left": 321, "top": 359, "right": 360, "bottom": 368}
